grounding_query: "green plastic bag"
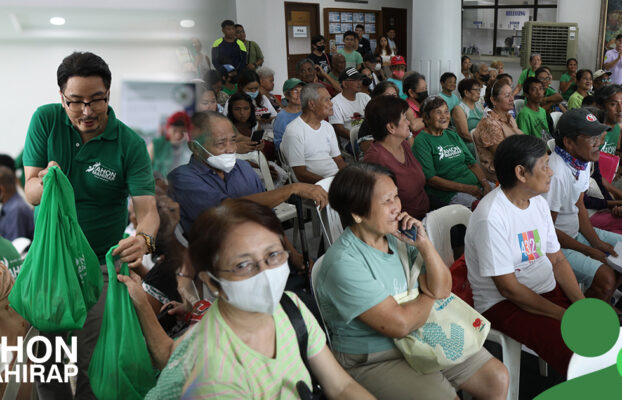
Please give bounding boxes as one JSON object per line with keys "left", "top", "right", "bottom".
{"left": 88, "top": 245, "right": 157, "bottom": 400}
{"left": 8, "top": 166, "right": 103, "bottom": 332}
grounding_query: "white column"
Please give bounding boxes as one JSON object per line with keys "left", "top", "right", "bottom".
{"left": 411, "top": 0, "right": 462, "bottom": 95}
{"left": 557, "top": 0, "right": 602, "bottom": 71}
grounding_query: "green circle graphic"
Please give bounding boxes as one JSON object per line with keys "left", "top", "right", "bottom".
{"left": 561, "top": 298, "right": 619, "bottom": 357}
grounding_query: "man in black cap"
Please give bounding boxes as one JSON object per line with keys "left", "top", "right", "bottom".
{"left": 329, "top": 67, "right": 371, "bottom": 148}
{"left": 543, "top": 108, "right": 622, "bottom": 304}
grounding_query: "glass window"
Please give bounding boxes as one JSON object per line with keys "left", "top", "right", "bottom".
{"left": 537, "top": 7, "right": 558, "bottom": 22}
{"left": 463, "top": 8, "right": 495, "bottom": 55}
{"left": 498, "top": 0, "right": 534, "bottom": 5}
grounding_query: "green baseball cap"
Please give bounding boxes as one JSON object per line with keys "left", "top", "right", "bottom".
{"left": 283, "top": 78, "right": 304, "bottom": 93}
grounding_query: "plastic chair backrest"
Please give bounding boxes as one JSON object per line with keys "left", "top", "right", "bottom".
{"left": 547, "top": 139, "right": 556, "bottom": 153}
{"left": 278, "top": 148, "right": 299, "bottom": 183}
{"left": 350, "top": 125, "right": 361, "bottom": 161}
{"left": 567, "top": 327, "right": 622, "bottom": 379}
{"left": 514, "top": 99, "right": 525, "bottom": 115}
{"left": 315, "top": 177, "right": 344, "bottom": 245}
{"left": 424, "top": 205, "right": 473, "bottom": 267}
{"left": 174, "top": 223, "right": 189, "bottom": 248}
{"left": 310, "top": 255, "right": 332, "bottom": 348}
{"left": 236, "top": 151, "right": 275, "bottom": 190}
{"left": 11, "top": 238, "right": 31, "bottom": 256}
{"left": 550, "top": 111, "right": 563, "bottom": 129}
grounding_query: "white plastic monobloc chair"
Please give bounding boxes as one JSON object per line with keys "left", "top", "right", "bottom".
{"left": 425, "top": 204, "right": 521, "bottom": 400}
{"left": 349, "top": 125, "right": 361, "bottom": 161}
{"left": 547, "top": 139, "right": 556, "bottom": 153}
{"left": 11, "top": 238, "right": 31, "bottom": 257}
{"left": 514, "top": 99, "right": 525, "bottom": 116}
{"left": 310, "top": 255, "right": 332, "bottom": 349}
{"left": 550, "top": 111, "right": 563, "bottom": 129}
{"left": 237, "top": 151, "right": 297, "bottom": 223}
{"left": 314, "top": 177, "right": 344, "bottom": 246}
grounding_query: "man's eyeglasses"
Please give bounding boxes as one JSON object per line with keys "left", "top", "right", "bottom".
{"left": 218, "top": 250, "right": 289, "bottom": 277}
{"left": 63, "top": 93, "right": 109, "bottom": 113}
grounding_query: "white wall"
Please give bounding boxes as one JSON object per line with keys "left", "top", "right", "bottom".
{"left": 234, "top": 0, "right": 412, "bottom": 95}
{"left": 557, "top": 0, "right": 602, "bottom": 71}
{"left": 0, "top": 42, "right": 184, "bottom": 158}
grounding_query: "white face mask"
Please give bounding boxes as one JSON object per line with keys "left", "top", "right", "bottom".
{"left": 209, "top": 262, "right": 290, "bottom": 315}
{"left": 194, "top": 140, "right": 236, "bottom": 173}
{"left": 374, "top": 63, "right": 382, "bottom": 71}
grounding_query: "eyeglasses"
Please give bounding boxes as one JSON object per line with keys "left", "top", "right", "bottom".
{"left": 580, "top": 133, "right": 605, "bottom": 145}
{"left": 471, "top": 88, "right": 482, "bottom": 93}
{"left": 218, "top": 250, "right": 289, "bottom": 277}
{"left": 62, "top": 92, "right": 108, "bottom": 113}
{"left": 600, "top": 78, "right": 612, "bottom": 83}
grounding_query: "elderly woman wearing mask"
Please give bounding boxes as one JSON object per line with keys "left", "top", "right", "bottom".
{"left": 120, "top": 199, "right": 375, "bottom": 399}
{"left": 317, "top": 163, "right": 508, "bottom": 399}
{"left": 473, "top": 79, "right": 523, "bottom": 182}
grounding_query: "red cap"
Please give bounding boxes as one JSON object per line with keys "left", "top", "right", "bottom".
{"left": 390, "top": 55, "right": 406, "bottom": 66}
{"left": 166, "top": 111, "right": 191, "bottom": 132}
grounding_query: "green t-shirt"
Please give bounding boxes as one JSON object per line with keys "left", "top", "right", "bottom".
{"left": 439, "top": 92, "right": 460, "bottom": 113}
{"left": 567, "top": 91, "right": 585, "bottom": 110}
{"left": 245, "top": 40, "right": 264, "bottom": 66}
{"left": 0, "top": 237, "right": 23, "bottom": 279}
{"left": 516, "top": 106, "right": 550, "bottom": 139}
{"left": 338, "top": 48, "right": 363, "bottom": 69}
{"left": 222, "top": 85, "right": 237, "bottom": 96}
{"left": 601, "top": 124, "right": 621, "bottom": 155}
{"left": 412, "top": 129, "right": 479, "bottom": 203}
{"left": 316, "top": 228, "right": 421, "bottom": 354}
{"left": 545, "top": 87, "right": 557, "bottom": 98}
{"left": 145, "top": 292, "right": 325, "bottom": 399}
{"left": 560, "top": 72, "right": 577, "bottom": 101}
{"left": 517, "top": 68, "right": 536, "bottom": 85}
{"left": 23, "top": 104, "right": 155, "bottom": 262}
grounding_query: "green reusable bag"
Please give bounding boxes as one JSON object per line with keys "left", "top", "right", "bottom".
{"left": 8, "top": 166, "right": 103, "bottom": 332}
{"left": 88, "top": 245, "right": 157, "bottom": 400}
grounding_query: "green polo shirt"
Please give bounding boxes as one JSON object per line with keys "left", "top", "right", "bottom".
{"left": 516, "top": 105, "right": 550, "bottom": 139}
{"left": 23, "top": 104, "right": 155, "bottom": 263}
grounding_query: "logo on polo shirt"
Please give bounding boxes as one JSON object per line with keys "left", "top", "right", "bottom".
{"left": 437, "top": 145, "right": 462, "bottom": 161}
{"left": 86, "top": 162, "right": 117, "bottom": 182}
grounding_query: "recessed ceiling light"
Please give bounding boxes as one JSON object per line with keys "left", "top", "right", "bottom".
{"left": 50, "top": 17, "right": 65, "bottom": 26}
{"left": 180, "top": 19, "right": 195, "bottom": 28}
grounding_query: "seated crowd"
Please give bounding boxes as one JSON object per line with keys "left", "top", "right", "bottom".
{"left": 4, "top": 17, "right": 622, "bottom": 400}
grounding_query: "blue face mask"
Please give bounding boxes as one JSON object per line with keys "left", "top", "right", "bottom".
{"left": 245, "top": 91, "right": 259, "bottom": 100}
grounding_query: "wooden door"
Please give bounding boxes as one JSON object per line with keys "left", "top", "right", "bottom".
{"left": 382, "top": 7, "right": 408, "bottom": 62}
{"left": 284, "top": 2, "right": 320, "bottom": 78}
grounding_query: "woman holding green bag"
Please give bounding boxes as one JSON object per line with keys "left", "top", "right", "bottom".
{"left": 119, "top": 199, "right": 373, "bottom": 399}
{"left": 316, "top": 163, "right": 508, "bottom": 400}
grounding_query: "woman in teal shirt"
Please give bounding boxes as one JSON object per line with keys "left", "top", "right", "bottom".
{"left": 317, "top": 162, "right": 508, "bottom": 400}
{"left": 452, "top": 78, "right": 484, "bottom": 157}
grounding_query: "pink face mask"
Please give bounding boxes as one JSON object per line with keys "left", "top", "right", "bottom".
{"left": 393, "top": 70, "right": 405, "bottom": 80}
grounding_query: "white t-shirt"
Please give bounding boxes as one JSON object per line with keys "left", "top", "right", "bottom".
{"left": 281, "top": 117, "right": 341, "bottom": 178}
{"left": 465, "top": 187, "right": 559, "bottom": 313}
{"left": 542, "top": 151, "right": 590, "bottom": 239}
{"left": 329, "top": 92, "right": 370, "bottom": 132}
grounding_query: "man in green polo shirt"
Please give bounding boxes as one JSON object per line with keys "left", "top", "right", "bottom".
{"left": 512, "top": 53, "right": 541, "bottom": 97}
{"left": 22, "top": 51, "right": 159, "bottom": 399}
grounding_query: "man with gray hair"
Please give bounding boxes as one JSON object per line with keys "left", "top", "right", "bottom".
{"left": 168, "top": 111, "right": 327, "bottom": 233}
{"left": 281, "top": 83, "right": 347, "bottom": 183}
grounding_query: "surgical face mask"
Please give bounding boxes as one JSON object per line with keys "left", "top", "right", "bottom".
{"left": 480, "top": 74, "right": 490, "bottom": 83}
{"left": 392, "top": 70, "right": 405, "bottom": 80}
{"left": 416, "top": 91, "right": 428, "bottom": 102}
{"left": 316, "top": 45, "right": 325, "bottom": 52}
{"left": 194, "top": 140, "right": 236, "bottom": 173}
{"left": 209, "top": 262, "right": 290, "bottom": 314}
{"left": 374, "top": 63, "right": 382, "bottom": 71}
{"left": 245, "top": 90, "right": 259, "bottom": 100}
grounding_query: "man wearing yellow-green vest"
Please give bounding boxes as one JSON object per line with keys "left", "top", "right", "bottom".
{"left": 212, "top": 19, "right": 248, "bottom": 73}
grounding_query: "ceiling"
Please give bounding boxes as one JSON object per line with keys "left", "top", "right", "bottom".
{"left": 0, "top": 0, "right": 209, "bottom": 43}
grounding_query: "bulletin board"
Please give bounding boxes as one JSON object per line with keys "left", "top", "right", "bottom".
{"left": 323, "top": 8, "right": 382, "bottom": 54}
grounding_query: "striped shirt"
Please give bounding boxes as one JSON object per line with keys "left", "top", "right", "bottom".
{"left": 145, "top": 291, "right": 326, "bottom": 400}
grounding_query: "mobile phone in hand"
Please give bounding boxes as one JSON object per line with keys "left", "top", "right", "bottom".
{"left": 261, "top": 113, "right": 271, "bottom": 120}
{"left": 250, "top": 129, "right": 265, "bottom": 143}
{"left": 399, "top": 226, "right": 417, "bottom": 241}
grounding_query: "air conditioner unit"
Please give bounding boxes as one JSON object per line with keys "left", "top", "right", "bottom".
{"left": 520, "top": 22, "right": 578, "bottom": 77}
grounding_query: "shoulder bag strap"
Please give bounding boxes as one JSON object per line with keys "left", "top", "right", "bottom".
{"left": 395, "top": 240, "right": 424, "bottom": 291}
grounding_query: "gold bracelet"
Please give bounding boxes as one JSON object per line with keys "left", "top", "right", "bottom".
{"left": 136, "top": 232, "right": 155, "bottom": 254}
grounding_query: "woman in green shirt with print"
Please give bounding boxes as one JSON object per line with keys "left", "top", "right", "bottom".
{"left": 412, "top": 96, "right": 491, "bottom": 209}
{"left": 568, "top": 69, "right": 593, "bottom": 110}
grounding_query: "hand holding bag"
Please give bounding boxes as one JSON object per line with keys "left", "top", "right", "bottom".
{"left": 393, "top": 240, "right": 490, "bottom": 374}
